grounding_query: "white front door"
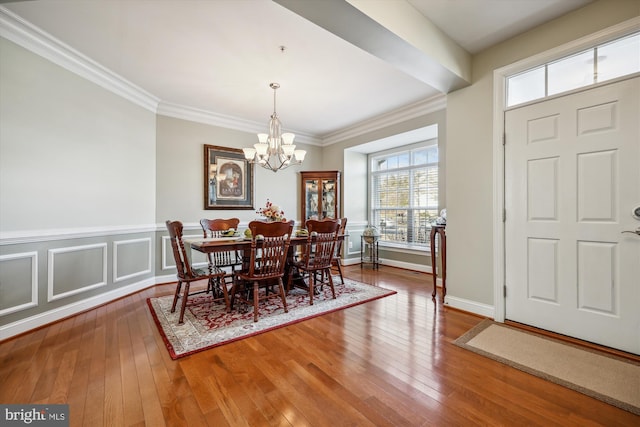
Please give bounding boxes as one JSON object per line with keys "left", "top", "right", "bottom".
{"left": 505, "top": 77, "right": 640, "bottom": 355}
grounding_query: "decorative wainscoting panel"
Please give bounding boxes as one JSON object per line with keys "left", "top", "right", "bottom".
{"left": 0, "top": 251, "right": 38, "bottom": 316}
{"left": 47, "top": 243, "right": 108, "bottom": 302}
{"left": 1, "top": 227, "right": 157, "bottom": 340}
{"left": 114, "top": 238, "right": 152, "bottom": 282}
{"left": 347, "top": 226, "right": 365, "bottom": 257}
{"left": 161, "top": 233, "right": 208, "bottom": 271}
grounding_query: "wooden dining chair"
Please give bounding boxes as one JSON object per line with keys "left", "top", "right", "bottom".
{"left": 166, "top": 220, "right": 227, "bottom": 324}
{"left": 289, "top": 219, "right": 341, "bottom": 305}
{"left": 230, "top": 220, "right": 293, "bottom": 322}
{"left": 330, "top": 217, "right": 348, "bottom": 284}
{"left": 200, "top": 218, "right": 242, "bottom": 287}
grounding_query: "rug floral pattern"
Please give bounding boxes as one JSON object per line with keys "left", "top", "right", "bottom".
{"left": 148, "top": 277, "right": 395, "bottom": 359}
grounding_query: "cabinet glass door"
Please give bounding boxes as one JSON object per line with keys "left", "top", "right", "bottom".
{"left": 305, "top": 179, "right": 319, "bottom": 219}
{"left": 322, "top": 179, "right": 336, "bottom": 219}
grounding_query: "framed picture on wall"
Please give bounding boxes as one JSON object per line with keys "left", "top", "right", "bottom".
{"left": 204, "top": 145, "right": 254, "bottom": 210}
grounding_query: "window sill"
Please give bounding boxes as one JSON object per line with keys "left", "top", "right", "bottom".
{"left": 378, "top": 242, "right": 430, "bottom": 255}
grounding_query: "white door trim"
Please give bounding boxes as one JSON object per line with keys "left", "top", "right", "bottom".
{"left": 492, "top": 17, "right": 640, "bottom": 323}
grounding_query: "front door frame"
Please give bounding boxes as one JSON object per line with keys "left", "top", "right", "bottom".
{"left": 491, "top": 17, "right": 640, "bottom": 322}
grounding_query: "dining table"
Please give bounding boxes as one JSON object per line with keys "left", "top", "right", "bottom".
{"left": 184, "top": 233, "right": 346, "bottom": 289}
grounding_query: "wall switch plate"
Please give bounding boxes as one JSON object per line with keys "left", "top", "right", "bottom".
{"left": 348, "top": 241, "right": 353, "bottom": 249}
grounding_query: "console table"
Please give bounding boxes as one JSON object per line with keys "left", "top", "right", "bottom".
{"left": 430, "top": 225, "right": 446, "bottom": 301}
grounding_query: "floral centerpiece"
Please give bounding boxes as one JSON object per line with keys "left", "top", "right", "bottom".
{"left": 256, "top": 199, "right": 285, "bottom": 221}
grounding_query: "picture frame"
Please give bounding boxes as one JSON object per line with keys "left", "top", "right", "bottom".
{"left": 204, "top": 145, "right": 254, "bottom": 210}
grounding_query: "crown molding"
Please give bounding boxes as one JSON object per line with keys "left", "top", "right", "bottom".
{"left": 0, "top": 7, "right": 160, "bottom": 113}
{"left": 320, "top": 94, "right": 447, "bottom": 146}
{"left": 157, "top": 95, "right": 446, "bottom": 148}
{"left": 156, "top": 101, "right": 323, "bottom": 146}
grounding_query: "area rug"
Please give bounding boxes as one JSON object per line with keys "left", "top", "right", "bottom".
{"left": 148, "top": 277, "right": 396, "bottom": 359}
{"left": 455, "top": 319, "right": 640, "bottom": 415}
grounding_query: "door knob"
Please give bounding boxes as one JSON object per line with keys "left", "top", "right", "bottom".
{"left": 633, "top": 206, "right": 640, "bottom": 220}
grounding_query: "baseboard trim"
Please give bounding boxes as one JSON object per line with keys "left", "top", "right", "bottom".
{"left": 444, "top": 295, "right": 494, "bottom": 318}
{"left": 0, "top": 277, "right": 157, "bottom": 340}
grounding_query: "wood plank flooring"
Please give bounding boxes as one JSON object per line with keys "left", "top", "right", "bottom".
{"left": 1, "top": 266, "right": 638, "bottom": 426}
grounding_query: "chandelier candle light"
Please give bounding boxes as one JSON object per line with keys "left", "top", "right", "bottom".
{"left": 243, "top": 83, "right": 306, "bottom": 172}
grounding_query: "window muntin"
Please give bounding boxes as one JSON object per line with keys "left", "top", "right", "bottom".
{"left": 370, "top": 144, "right": 438, "bottom": 248}
{"left": 507, "top": 32, "right": 640, "bottom": 107}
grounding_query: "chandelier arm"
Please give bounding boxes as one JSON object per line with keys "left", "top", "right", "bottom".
{"left": 252, "top": 155, "right": 300, "bottom": 172}
{"left": 258, "top": 157, "right": 285, "bottom": 172}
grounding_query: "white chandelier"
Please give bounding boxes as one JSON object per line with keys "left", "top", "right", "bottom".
{"left": 242, "top": 82, "right": 306, "bottom": 172}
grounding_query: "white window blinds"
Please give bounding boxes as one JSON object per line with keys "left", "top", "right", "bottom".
{"left": 370, "top": 144, "right": 438, "bottom": 247}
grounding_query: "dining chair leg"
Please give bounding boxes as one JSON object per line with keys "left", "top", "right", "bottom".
{"left": 286, "top": 268, "right": 295, "bottom": 293}
{"left": 221, "top": 278, "right": 231, "bottom": 313}
{"left": 253, "top": 281, "right": 259, "bottom": 322}
{"left": 171, "top": 280, "right": 183, "bottom": 313}
{"left": 206, "top": 266, "right": 214, "bottom": 293}
{"left": 229, "top": 278, "right": 238, "bottom": 310}
{"left": 178, "top": 282, "right": 190, "bottom": 324}
{"left": 335, "top": 262, "right": 344, "bottom": 284}
{"left": 327, "top": 269, "right": 336, "bottom": 299}
{"left": 308, "top": 273, "right": 315, "bottom": 305}
{"left": 278, "top": 278, "right": 288, "bottom": 313}
{"left": 314, "top": 271, "right": 323, "bottom": 292}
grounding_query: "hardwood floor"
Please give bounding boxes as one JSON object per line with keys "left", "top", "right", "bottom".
{"left": 1, "top": 265, "right": 638, "bottom": 426}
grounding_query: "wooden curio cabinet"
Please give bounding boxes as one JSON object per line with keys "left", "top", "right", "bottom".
{"left": 300, "top": 171, "right": 340, "bottom": 222}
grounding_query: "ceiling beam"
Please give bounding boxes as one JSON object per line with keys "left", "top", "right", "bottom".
{"left": 274, "top": 0, "right": 471, "bottom": 94}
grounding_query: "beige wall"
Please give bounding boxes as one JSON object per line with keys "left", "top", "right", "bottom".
{"left": 446, "top": 0, "right": 640, "bottom": 306}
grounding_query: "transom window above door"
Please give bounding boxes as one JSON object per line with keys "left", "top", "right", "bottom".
{"left": 507, "top": 32, "right": 640, "bottom": 107}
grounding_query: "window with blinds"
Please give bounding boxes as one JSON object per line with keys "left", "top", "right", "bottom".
{"left": 370, "top": 143, "right": 438, "bottom": 248}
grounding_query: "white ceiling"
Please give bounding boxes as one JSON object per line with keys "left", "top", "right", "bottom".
{"left": 2, "top": 0, "right": 593, "bottom": 143}
{"left": 408, "top": 0, "right": 593, "bottom": 54}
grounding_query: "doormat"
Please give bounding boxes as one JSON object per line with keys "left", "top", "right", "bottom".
{"left": 455, "top": 319, "right": 640, "bottom": 415}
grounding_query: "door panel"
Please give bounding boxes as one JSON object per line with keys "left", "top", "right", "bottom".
{"left": 577, "top": 150, "right": 616, "bottom": 221}
{"left": 505, "top": 77, "right": 640, "bottom": 354}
